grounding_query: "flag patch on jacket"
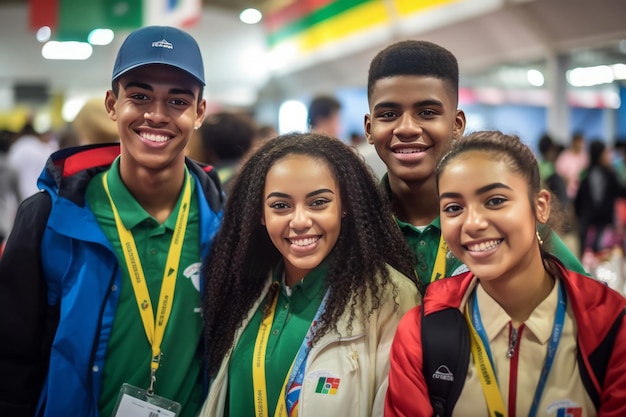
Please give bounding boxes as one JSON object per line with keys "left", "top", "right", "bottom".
{"left": 557, "top": 407, "right": 582, "bottom": 417}
{"left": 315, "top": 377, "right": 340, "bottom": 394}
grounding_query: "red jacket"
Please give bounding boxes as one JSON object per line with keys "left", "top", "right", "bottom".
{"left": 385, "top": 265, "right": 626, "bottom": 417}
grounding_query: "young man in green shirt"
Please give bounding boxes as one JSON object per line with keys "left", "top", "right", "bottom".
{"left": 0, "top": 26, "right": 224, "bottom": 417}
{"left": 364, "top": 40, "right": 586, "bottom": 290}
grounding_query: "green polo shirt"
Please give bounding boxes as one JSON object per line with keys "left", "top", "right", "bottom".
{"left": 226, "top": 260, "right": 328, "bottom": 417}
{"left": 381, "top": 174, "right": 588, "bottom": 291}
{"left": 86, "top": 157, "right": 203, "bottom": 417}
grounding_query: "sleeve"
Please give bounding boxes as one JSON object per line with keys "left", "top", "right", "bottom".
{"left": 0, "top": 191, "right": 55, "bottom": 416}
{"left": 598, "top": 310, "right": 626, "bottom": 417}
{"left": 384, "top": 306, "right": 433, "bottom": 417}
{"left": 370, "top": 271, "right": 420, "bottom": 417}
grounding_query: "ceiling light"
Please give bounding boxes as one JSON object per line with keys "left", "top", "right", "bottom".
{"left": 88, "top": 29, "right": 114, "bottom": 46}
{"left": 527, "top": 69, "right": 544, "bottom": 87}
{"left": 567, "top": 65, "right": 614, "bottom": 87}
{"left": 36, "top": 26, "right": 51, "bottom": 43}
{"left": 240, "top": 8, "right": 262, "bottom": 24}
{"left": 42, "top": 41, "right": 93, "bottom": 60}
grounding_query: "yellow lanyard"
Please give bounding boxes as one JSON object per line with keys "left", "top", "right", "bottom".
{"left": 464, "top": 302, "right": 507, "bottom": 417}
{"left": 103, "top": 171, "right": 192, "bottom": 394}
{"left": 253, "top": 284, "right": 294, "bottom": 417}
{"left": 430, "top": 233, "right": 448, "bottom": 283}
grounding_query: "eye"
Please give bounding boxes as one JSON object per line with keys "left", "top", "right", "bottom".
{"left": 310, "top": 198, "right": 330, "bottom": 208}
{"left": 378, "top": 111, "right": 397, "bottom": 119}
{"left": 419, "top": 109, "right": 438, "bottom": 117}
{"left": 130, "top": 93, "right": 149, "bottom": 101}
{"left": 486, "top": 197, "right": 506, "bottom": 207}
{"left": 441, "top": 203, "right": 463, "bottom": 215}
{"left": 170, "top": 98, "right": 190, "bottom": 106}
{"left": 269, "top": 201, "right": 289, "bottom": 210}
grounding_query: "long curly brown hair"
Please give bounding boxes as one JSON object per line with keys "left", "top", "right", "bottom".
{"left": 202, "top": 132, "right": 417, "bottom": 378}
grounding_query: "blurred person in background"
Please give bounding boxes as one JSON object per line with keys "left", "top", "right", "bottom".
{"left": 199, "top": 111, "right": 256, "bottom": 193}
{"left": 308, "top": 94, "right": 342, "bottom": 138}
{"left": 57, "top": 98, "right": 120, "bottom": 149}
{"left": 537, "top": 133, "right": 568, "bottom": 208}
{"left": 7, "top": 121, "right": 57, "bottom": 200}
{"left": 0, "top": 130, "right": 21, "bottom": 246}
{"left": 556, "top": 131, "right": 588, "bottom": 201}
{"left": 72, "top": 97, "right": 120, "bottom": 145}
{"left": 0, "top": 25, "right": 224, "bottom": 417}
{"left": 574, "top": 139, "right": 626, "bottom": 256}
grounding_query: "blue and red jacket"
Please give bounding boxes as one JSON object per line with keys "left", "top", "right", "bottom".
{"left": 0, "top": 143, "right": 224, "bottom": 416}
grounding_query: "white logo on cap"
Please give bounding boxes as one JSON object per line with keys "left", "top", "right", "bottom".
{"left": 152, "top": 39, "right": 173, "bottom": 49}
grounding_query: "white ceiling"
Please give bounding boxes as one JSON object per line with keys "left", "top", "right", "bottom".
{"left": 1, "top": 0, "right": 625, "bottom": 111}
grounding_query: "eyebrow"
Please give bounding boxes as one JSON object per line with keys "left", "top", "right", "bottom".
{"left": 372, "top": 99, "right": 443, "bottom": 112}
{"left": 123, "top": 81, "right": 195, "bottom": 97}
{"left": 439, "top": 182, "right": 512, "bottom": 200}
{"left": 265, "top": 188, "right": 335, "bottom": 200}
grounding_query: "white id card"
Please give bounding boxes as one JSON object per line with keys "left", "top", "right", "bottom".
{"left": 111, "top": 383, "right": 181, "bottom": 417}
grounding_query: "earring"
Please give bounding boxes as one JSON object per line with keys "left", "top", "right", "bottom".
{"left": 536, "top": 230, "right": 544, "bottom": 245}
{"left": 342, "top": 211, "right": 347, "bottom": 217}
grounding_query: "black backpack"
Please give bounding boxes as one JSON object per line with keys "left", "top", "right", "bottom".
{"left": 421, "top": 304, "right": 625, "bottom": 416}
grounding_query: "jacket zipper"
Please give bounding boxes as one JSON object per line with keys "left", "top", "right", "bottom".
{"left": 507, "top": 323, "right": 524, "bottom": 417}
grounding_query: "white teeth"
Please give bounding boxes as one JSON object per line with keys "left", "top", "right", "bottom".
{"left": 467, "top": 239, "right": 501, "bottom": 252}
{"left": 290, "top": 237, "right": 319, "bottom": 246}
{"left": 394, "top": 148, "right": 425, "bottom": 154}
{"left": 141, "top": 132, "right": 170, "bottom": 142}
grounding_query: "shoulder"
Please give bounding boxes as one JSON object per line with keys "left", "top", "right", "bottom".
{"left": 186, "top": 158, "right": 225, "bottom": 214}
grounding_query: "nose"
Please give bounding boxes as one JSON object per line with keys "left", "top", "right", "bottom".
{"left": 144, "top": 100, "right": 169, "bottom": 124}
{"left": 393, "top": 113, "right": 421, "bottom": 140}
{"left": 464, "top": 206, "right": 488, "bottom": 233}
{"left": 290, "top": 206, "right": 313, "bottom": 230}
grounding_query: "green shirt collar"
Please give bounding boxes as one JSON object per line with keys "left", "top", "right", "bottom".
{"left": 105, "top": 157, "right": 191, "bottom": 231}
{"left": 272, "top": 258, "right": 329, "bottom": 301}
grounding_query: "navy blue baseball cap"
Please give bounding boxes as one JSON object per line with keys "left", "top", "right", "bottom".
{"left": 112, "top": 26, "right": 205, "bottom": 85}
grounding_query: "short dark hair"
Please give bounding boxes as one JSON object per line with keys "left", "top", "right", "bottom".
{"left": 367, "top": 40, "right": 459, "bottom": 102}
{"left": 200, "top": 112, "right": 256, "bottom": 160}
{"left": 308, "top": 95, "right": 341, "bottom": 128}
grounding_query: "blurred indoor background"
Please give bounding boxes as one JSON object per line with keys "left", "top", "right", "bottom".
{"left": 0, "top": 0, "right": 626, "bottom": 146}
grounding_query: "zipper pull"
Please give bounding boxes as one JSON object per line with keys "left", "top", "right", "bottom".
{"left": 507, "top": 327, "right": 518, "bottom": 358}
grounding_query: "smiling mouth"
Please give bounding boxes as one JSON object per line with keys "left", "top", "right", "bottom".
{"left": 139, "top": 132, "right": 171, "bottom": 143}
{"left": 465, "top": 239, "right": 503, "bottom": 252}
{"left": 393, "top": 147, "right": 427, "bottom": 154}
{"left": 288, "top": 236, "right": 320, "bottom": 246}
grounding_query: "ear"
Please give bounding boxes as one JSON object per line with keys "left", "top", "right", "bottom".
{"left": 452, "top": 109, "right": 466, "bottom": 140}
{"left": 195, "top": 97, "right": 206, "bottom": 129}
{"left": 535, "top": 189, "right": 551, "bottom": 224}
{"left": 261, "top": 216, "right": 265, "bottom": 226}
{"left": 364, "top": 114, "right": 374, "bottom": 145}
{"left": 105, "top": 90, "right": 118, "bottom": 122}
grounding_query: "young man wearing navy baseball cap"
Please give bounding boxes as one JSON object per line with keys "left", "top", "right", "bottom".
{"left": 0, "top": 26, "right": 225, "bottom": 417}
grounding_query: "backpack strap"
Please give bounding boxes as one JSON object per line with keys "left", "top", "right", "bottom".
{"left": 577, "top": 308, "right": 626, "bottom": 409}
{"left": 421, "top": 306, "right": 470, "bottom": 417}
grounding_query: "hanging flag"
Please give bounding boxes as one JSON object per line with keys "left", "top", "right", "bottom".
{"left": 29, "top": 0, "right": 201, "bottom": 41}
{"left": 264, "top": 0, "right": 389, "bottom": 53}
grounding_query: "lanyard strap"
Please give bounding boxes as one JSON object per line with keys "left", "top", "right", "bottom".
{"left": 253, "top": 283, "right": 328, "bottom": 417}
{"left": 430, "top": 233, "right": 448, "bottom": 283}
{"left": 466, "top": 281, "right": 566, "bottom": 417}
{"left": 103, "top": 171, "right": 192, "bottom": 395}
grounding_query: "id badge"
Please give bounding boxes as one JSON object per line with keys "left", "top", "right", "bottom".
{"left": 111, "top": 383, "right": 181, "bottom": 417}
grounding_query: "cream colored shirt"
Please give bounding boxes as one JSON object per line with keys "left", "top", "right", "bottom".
{"left": 454, "top": 279, "right": 596, "bottom": 417}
